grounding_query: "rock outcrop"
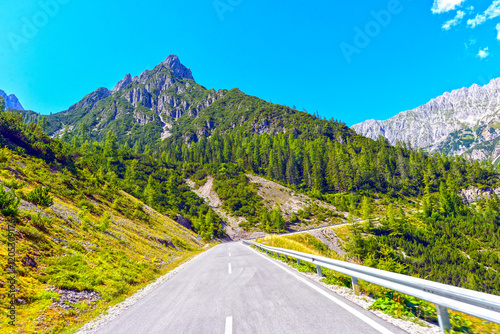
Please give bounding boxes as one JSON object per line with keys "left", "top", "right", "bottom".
{"left": 0, "top": 89, "right": 24, "bottom": 110}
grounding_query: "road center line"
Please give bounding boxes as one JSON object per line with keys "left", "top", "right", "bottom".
{"left": 229, "top": 252, "right": 231, "bottom": 257}
{"left": 246, "top": 245, "right": 396, "bottom": 334}
{"left": 228, "top": 263, "right": 232, "bottom": 274}
{"left": 225, "top": 316, "right": 233, "bottom": 334}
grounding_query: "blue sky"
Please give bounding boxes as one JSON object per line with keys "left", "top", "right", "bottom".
{"left": 1, "top": 0, "right": 500, "bottom": 126}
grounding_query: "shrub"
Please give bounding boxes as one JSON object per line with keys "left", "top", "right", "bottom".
{"left": 26, "top": 186, "right": 53, "bottom": 207}
{"left": 78, "top": 199, "right": 97, "bottom": 214}
{"left": 0, "top": 185, "right": 20, "bottom": 216}
{"left": 18, "top": 225, "right": 44, "bottom": 240}
{"left": 4, "top": 179, "right": 25, "bottom": 190}
{"left": 68, "top": 241, "right": 86, "bottom": 253}
{"left": 30, "top": 212, "right": 52, "bottom": 232}
{"left": 96, "top": 213, "right": 111, "bottom": 232}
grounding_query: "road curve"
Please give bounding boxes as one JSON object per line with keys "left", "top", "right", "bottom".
{"left": 95, "top": 242, "right": 407, "bottom": 334}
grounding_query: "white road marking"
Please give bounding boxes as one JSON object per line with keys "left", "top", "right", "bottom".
{"left": 228, "top": 263, "right": 232, "bottom": 274}
{"left": 229, "top": 252, "right": 231, "bottom": 257}
{"left": 247, "top": 246, "right": 396, "bottom": 334}
{"left": 225, "top": 316, "right": 233, "bottom": 334}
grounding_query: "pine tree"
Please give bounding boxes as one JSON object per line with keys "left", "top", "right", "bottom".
{"left": 104, "top": 131, "right": 118, "bottom": 158}
{"left": 38, "top": 116, "right": 49, "bottom": 133}
{"left": 144, "top": 175, "right": 156, "bottom": 206}
{"left": 422, "top": 172, "right": 433, "bottom": 217}
{"left": 360, "top": 196, "right": 373, "bottom": 219}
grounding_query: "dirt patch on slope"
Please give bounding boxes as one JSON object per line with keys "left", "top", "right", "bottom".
{"left": 186, "top": 177, "right": 265, "bottom": 241}
{"left": 309, "top": 229, "right": 347, "bottom": 257}
{"left": 190, "top": 176, "right": 222, "bottom": 208}
{"left": 246, "top": 174, "right": 338, "bottom": 214}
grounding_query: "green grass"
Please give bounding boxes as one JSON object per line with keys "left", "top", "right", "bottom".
{"left": 0, "top": 146, "right": 205, "bottom": 333}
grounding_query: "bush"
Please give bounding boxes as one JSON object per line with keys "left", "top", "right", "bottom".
{"left": 0, "top": 185, "right": 20, "bottom": 216}
{"left": 96, "top": 213, "right": 111, "bottom": 232}
{"left": 4, "top": 179, "right": 25, "bottom": 190}
{"left": 78, "top": 199, "right": 97, "bottom": 214}
{"left": 26, "top": 186, "right": 53, "bottom": 207}
{"left": 30, "top": 212, "right": 52, "bottom": 232}
{"left": 68, "top": 241, "right": 86, "bottom": 253}
{"left": 18, "top": 225, "right": 44, "bottom": 240}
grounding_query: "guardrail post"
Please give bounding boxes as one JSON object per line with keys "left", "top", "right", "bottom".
{"left": 297, "top": 258, "right": 301, "bottom": 265}
{"left": 316, "top": 265, "right": 324, "bottom": 277}
{"left": 436, "top": 305, "right": 451, "bottom": 333}
{"left": 285, "top": 255, "right": 288, "bottom": 261}
{"left": 351, "top": 277, "right": 360, "bottom": 295}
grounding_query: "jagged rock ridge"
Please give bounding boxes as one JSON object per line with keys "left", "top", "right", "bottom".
{"left": 0, "top": 90, "right": 24, "bottom": 110}
{"left": 352, "top": 78, "right": 500, "bottom": 162}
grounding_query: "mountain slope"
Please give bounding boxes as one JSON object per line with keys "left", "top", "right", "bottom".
{"left": 39, "top": 55, "right": 226, "bottom": 144}
{"left": 0, "top": 110, "right": 205, "bottom": 333}
{"left": 352, "top": 78, "right": 500, "bottom": 161}
{"left": 1, "top": 89, "right": 24, "bottom": 110}
{"left": 17, "top": 55, "right": 352, "bottom": 148}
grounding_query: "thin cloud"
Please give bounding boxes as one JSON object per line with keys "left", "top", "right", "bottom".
{"left": 442, "top": 10, "right": 466, "bottom": 30}
{"left": 477, "top": 47, "right": 490, "bottom": 58}
{"left": 467, "top": 0, "right": 500, "bottom": 28}
{"left": 464, "top": 39, "right": 476, "bottom": 50}
{"left": 432, "top": 0, "right": 467, "bottom": 14}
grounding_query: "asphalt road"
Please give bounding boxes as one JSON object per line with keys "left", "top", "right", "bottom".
{"left": 95, "top": 243, "right": 407, "bottom": 334}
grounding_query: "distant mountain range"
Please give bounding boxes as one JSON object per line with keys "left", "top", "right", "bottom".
{"left": 0, "top": 89, "right": 24, "bottom": 110}
{"left": 352, "top": 78, "right": 500, "bottom": 163}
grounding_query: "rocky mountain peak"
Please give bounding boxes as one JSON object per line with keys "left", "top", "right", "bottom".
{"left": 111, "top": 55, "right": 195, "bottom": 96}
{"left": 162, "top": 55, "right": 195, "bottom": 82}
{"left": 0, "top": 89, "right": 24, "bottom": 110}
{"left": 112, "top": 73, "right": 133, "bottom": 93}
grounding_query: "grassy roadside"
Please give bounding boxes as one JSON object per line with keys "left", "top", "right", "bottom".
{"left": 0, "top": 146, "right": 207, "bottom": 333}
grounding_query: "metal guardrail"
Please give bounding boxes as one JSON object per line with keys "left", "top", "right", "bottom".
{"left": 243, "top": 240, "right": 500, "bottom": 333}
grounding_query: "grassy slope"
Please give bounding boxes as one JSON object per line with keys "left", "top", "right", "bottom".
{"left": 0, "top": 146, "right": 204, "bottom": 333}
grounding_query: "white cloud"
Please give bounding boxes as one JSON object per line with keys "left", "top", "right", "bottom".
{"left": 497, "top": 23, "right": 500, "bottom": 39}
{"left": 464, "top": 39, "right": 476, "bottom": 49}
{"left": 442, "top": 10, "right": 466, "bottom": 30}
{"left": 478, "top": 47, "right": 490, "bottom": 58}
{"left": 432, "top": 0, "right": 467, "bottom": 14}
{"left": 467, "top": 0, "right": 500, "bottom": 28}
